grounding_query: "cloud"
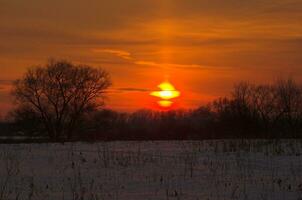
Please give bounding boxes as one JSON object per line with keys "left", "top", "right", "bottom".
{"left": 90, "top": 48, "right": 225, "bottom": 71}
{"left": 117, "top": 87, "right": 151, "bottom": 92}
{"left": 0, "top": 80, "right": 13, "bottom": 90}
{"left": 107, "top": 87, "right": 151, "bottom": 94}
{"left": 134, "top": 60, "right": 225, "bottom": 71}
{"left": 3, "top": 0, "right": 302, "bottom": 30}
{"left": 118, "top": 88, "right": 151, "bottom": 92}
{"left": 134, "top": 60, "right": 201, "bottom": 68}
{"left": 92, "top": 49, "right": 132, "bottom": 60}
{"left": 2, "top": 0, "right": 302, "bottom": 69}
{"left": 0, "top": 80, "right": 13, "bottom": 85}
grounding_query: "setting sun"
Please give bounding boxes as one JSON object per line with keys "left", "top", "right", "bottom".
{"left": 150, "top": 81, "right": 180, "bottom": 108}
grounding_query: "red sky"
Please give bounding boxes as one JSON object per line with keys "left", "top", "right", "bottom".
{"left": 1, "top": 0, "right": 302, "bottom": 115}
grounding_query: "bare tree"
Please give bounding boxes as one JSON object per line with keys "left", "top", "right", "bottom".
{"left": 249, "top": 84, "right": 276, "bottom": 132}
{"left": 274, "top": 78, "right": 302, "bottom": 135}
{"left": 12, "top": 60, "right": 111, "bottom": 140}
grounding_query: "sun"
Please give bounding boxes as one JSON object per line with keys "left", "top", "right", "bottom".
{"left": 150, "top": 81, "right": 180, "bottom": 108}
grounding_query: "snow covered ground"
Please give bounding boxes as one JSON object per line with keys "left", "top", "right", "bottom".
{"left": 0, "top": 140, "right": 302, "bottom": 200}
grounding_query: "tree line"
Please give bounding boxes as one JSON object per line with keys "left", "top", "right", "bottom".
{"left": 1, "top": 60, "right": 302, "bottom": 141}
{"left": 81, "top": 78, "right": 302, "bottom": 140}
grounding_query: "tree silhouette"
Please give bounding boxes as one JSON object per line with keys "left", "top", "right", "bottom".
{"left": 12, "top": 60, "right": 111, "bottom": 140}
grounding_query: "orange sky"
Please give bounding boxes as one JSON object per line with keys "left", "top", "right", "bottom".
{"left": 1, "top": 0, "right": 302, "bottom": 114}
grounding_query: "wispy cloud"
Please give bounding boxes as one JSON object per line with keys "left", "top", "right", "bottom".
{"left": 117, "top": 87, "right": 150, "bottom": 92}
{"left": 92, "top": 49, "right": 132, "bottom": 60}
{"left": 0, "top": 80, "right": 13, "bottom": 85}
{"left": 107, "top": 87, "right": 151, "bottom": 94}
{"left": 134, "top": 61, "right": 206, "bottom": 70}
{"left": 0, "top": 80, "right": 13, "bottom": 91}
{"left": 91, "top": 49, "right": 217, "bottom": 70}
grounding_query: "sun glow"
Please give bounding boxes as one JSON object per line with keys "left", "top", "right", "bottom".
{"left": 151, "top": 90, "right": 180, "bottom": 100}
{"left": 150, "top": 81, "right": 180, "bottom": 108}
{"left": 158, "top": 100, "right": 173, "bottom": 107}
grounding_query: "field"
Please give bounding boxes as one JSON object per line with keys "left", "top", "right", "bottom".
{"left": 1, "top": 140, "right": 302, "bottom": 200}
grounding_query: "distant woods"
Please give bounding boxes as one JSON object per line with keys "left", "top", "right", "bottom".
{"left": 211, "top": 79, "right": 302, "bottom": 138}
{"left": 1, "top": 60, "right": 302, "bottom": 141}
